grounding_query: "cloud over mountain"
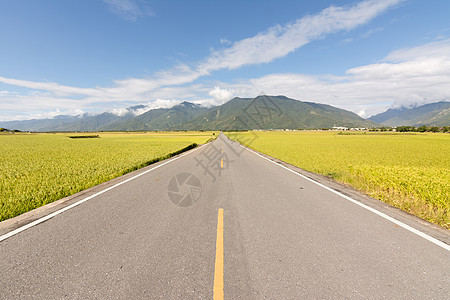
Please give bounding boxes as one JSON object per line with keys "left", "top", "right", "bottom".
{"left": 0, "top": 0, "right": 433, "bottom": 121}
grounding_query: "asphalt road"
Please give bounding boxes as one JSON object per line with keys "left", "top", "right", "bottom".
{"left": 0, "top": 133, "right": 449, "bottom": 299}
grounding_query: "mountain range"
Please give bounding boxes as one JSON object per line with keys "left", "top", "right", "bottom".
{"left": 368, "top": 101, "right": 450, "bottom": 127}
{"left": 1, "top": 96, "right": 448, "bottom": 132}
{"left": 0, "top": 96, "right": 377, "bottom": 131}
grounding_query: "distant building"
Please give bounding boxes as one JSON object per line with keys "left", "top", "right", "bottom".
{"left": 332, "top": 126, "right": 348, "bottom": 131}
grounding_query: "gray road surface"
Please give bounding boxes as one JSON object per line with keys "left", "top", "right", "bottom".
{"left": 0, "top": 133, "right": 449, "bottom": 299}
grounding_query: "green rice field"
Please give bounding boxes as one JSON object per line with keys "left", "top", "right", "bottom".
{"left": 0, "top": 132, "right": 215, "bottom": 221}
{"left": 227, "top": 131, "right": 450, "bottom": 229}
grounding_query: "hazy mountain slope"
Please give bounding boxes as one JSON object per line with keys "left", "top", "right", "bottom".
{"left": 40, "top": 112, "right": 131, "bottom": 131}
{"left": 0, "top": 102, "right": 207, "bottom": 132}
{"left": 104, "top": 102, "right": 209, "bottom": 131}
{"left": 0, "top": 115, "right": 87, "bottom": 132}
{"left": 368, "top": 101, "right": 450, "bottom": 126}
{"left": 0, "top": 108, "right": 139, "bottom": 132}
{"left": 368, "top": 107, "right": 408, "bottom": 124}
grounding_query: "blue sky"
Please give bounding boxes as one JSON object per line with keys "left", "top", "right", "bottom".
{"left": 1, "top": 0, "right": 450, "bottom": 121}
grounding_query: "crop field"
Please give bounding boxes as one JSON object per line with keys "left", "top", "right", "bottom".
{"left": 227, "top": 131, "right": 450, "bottom": 229}
{"left": 0, "top": 132, "right": 215, "bottom": 221}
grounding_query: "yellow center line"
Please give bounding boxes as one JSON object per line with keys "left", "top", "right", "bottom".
{"left": 213, "top": 209, "right": 224, "bottom": 300}
{"left": 220, "top": 158, "right": 223, "bottom": 168}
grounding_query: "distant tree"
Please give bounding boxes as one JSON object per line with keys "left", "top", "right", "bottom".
{"left": 417, "top": 125, "right": 427, "bottom": 133}
{"left": 396, "top": 126, "right": 413, "bottom": 132}
{"left": 430, "top": 126, "right": 439, "bottom": 133}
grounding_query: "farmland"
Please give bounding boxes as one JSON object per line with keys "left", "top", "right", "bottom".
{"left": 227, "top": 131, "right": 450, "bottom": 229}
{"left": 0, "top": 132, "right": 215, "bottom": 221}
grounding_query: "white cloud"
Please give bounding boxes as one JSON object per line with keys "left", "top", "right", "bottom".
{"left": 198, "top": 0, "right": 403, "bottom": 73}
{"left": 2, "top": 38, "right": 449, "bottom": 120}
{"left": 103, "top": 0, "right": 154, "bottom": 21}
{"left": 217, "top": 39, "right": 450, "bottom": 116}
{"left": 90, "top": 0, "right": 405, "bottom": 98}
{"left": 111, "top": 107, "right": 131, "bottom": 116}
{"left": 0, "top": 108, "right": 86, "bottom": 122}
{"left": 0, "top": 0, "right": 405, "bottom": 120}
{"left": 357, "top": 109, "right": 367, "bottom": 118}
{"left": 383, "top": 39, "right": 450, "bottom": 62}
{"left": 0, "top": 76, "right": 100, "bottom": 97}
{"left": 110, "top": 99, "right": 187, "bottom": 116}
{"left": 0, "top": 90, "right": 16, "bottom": 96}
{"left": 208, "top": 86, "right": 235, "bottom": 104}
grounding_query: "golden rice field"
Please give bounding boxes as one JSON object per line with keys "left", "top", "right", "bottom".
{"left": 0, "top": 132, "right": 215, "bottom": 221}
{"left": 227, "top": 131, "right": 450, "bottom": 229}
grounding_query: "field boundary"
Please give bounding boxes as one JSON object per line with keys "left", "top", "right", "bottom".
{"left": 226, "top": 135, "right": 450, "bottom": 249}
{"left": 0, "top": 143, "right": 206, "bottom": 241}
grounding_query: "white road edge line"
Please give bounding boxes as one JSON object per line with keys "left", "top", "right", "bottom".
{"left": 0, "top": 144, "right": 207, "bottom": 243}
{"left": 238, "top": 143, "right": 450, "bottom": 252}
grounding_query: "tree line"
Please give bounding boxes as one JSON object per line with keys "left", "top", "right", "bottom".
{"left": 370, "top": 125, "right": 449, "bottom": 133}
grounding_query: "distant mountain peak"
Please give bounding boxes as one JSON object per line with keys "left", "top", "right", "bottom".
{"left": 177, "top": 101, "right": 199, "bottom": 108}
{"left": 128, "top": 104, "right": 147, "bottom": 111}
{"left": 387, "top": 106, "right": 408, "bottom": 112}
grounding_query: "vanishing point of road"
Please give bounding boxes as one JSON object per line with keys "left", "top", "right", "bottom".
{"left": 0, "top": 133, "right": 449, "bottom": 299}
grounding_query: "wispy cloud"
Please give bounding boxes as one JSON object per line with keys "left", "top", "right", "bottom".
{"left": 0, "top": 0, "right": 405, "bottom": 120}
{"left": 100, "top": 0, "right": 405, "bottom": 93}
{"left": 217, "top": 39, "right": 450, "bottom": 117}
{"left": 103, "top": 0, "right": 154, "bottom": 21}
{"left": 110, "top": 99, "right": 182, "bottom": 116}
{"left": 198, "top": 0, "right": 404, "bottom": 72}
{"left": 0, "top": 76, "right": 100, "bottom": 97}
{"left": 361, "top": 26, "right": 384, "bottom": 38}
